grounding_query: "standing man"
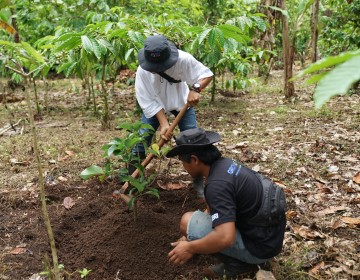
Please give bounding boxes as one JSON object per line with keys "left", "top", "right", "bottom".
{"left": 130, "top": 35, "right": 213, "bottom": 196}
{"left": 166, "top": 128, "right": 286, "bottom": 278}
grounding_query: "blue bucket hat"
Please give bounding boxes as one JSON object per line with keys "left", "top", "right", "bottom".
{"left": 138, "top": 35, "right": 179, "bottom": 73}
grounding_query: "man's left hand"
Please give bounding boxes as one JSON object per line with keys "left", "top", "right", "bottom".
{"left": 187, "top": 90, "right": 200, "bottom": 107}
{"left": 168, "top": 241, "right": 193, "bottom": 265}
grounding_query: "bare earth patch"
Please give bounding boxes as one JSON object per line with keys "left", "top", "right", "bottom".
{"left": 0, "top": 72, "right": 359, "bottom": 279}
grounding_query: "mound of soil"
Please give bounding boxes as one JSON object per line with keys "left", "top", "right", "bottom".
{"left": 1, "top": 177, "right": 219, "bottom": 280}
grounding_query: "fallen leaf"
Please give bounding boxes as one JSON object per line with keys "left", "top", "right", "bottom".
{"left": 274, "top": 181, "right": 288, "bottom": 188}
{"left": 330, "top": 267, "right": 343, "bottom": 274}
{"left": 324, "top": 237, "right": 335, "bottom": 248}
{"left": 309, "top": 261, "right": 325, "bottom": 275}
{"left": 58, "top": 155, "right": 70, "bottom": 161}
{"left": 340, "top": 156, "right": 359, "bottom": 163}
{"left": 63, "top": 197, "right": 75, "bottom": 209}
{"left": 65, "top": 150, "right": 75, "bottom": 156}
{"left": 252, "top": 164, "right": 260, "bottom": 172}
{"left": 10, "top": 158, "right": 29, "bottom": 166}
{"left": 286, "top": 210, "right": 297, "bottom": 219}
{"left": 232, "top": 130, "right": 241, "bottom": 136}
{"left": 58, "top": 176, "right": 67, "bottom": 182}
{"left": 9, "top": 247, "right": 27, "bottom": 255}
{"left": 340, "top": 264, "right": 360, "bottom": 277}
{"left": 256, "top": 269, "right": 276, "bottom": 280}
{"left": 353, "top": 172, "right": 360, "bottom": 184}
{"left": 319, "top": 187, "right": 333, "bottom": 194}
{"left": 234, "top": 141, "right": 248, "bottom": 148}
{"left": 292, "top": 225, "right": 324, "bottom": 240}
{"left": 296, "top": 167, "right": 308, "bottom": 174}
{"left": 317, "top": 206, "right": 349, "bottom": 216}
{"left": 341, "top": 216, "right": 360, "bottom": 226}
{"left": 157, "top": 180, "right": 188, "bottom": 190}
{"left": 328, "top": 165, "right": 339, "bottom": 173}
{"left": 331, "top": 218, "right": 346, "bottom": 229}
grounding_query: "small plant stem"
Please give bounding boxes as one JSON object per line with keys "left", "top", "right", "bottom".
{"left": 32, "top": 77, "right": 41, "bottom": 115}
{"left": 43, "top": 77, "right": 49, "bottom": 114}
{"left": 100, "top": 55, "right": 110, "bottom": 129}
{"left": 89, "top": 74, "right": 97, "bottom": 114}
{"left": 211, "top": 66, "right": 216, "bottom": 102}
{"left": 23, "top": 80, "right": 60, "bottom": 280}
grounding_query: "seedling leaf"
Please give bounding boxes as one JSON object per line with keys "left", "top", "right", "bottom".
{"left": 80, "top": 165, "right": 104, "bottom": 179}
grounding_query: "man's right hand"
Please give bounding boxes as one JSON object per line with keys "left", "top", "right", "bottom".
{"left": 155, "top": 109, "right": 172, "bottom": 141}
{"left": 160, "top": 123, "right": 171, "bottom": 141}
{"left": 187, "top": 90, "right": 200, "bottom": 107}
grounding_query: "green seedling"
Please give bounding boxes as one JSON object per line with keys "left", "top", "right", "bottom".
{"left": 78, "top": 268, "right": 92, "bottom": 278}
{"left": 80, "top": 121, "right": 166, "bottom": 215}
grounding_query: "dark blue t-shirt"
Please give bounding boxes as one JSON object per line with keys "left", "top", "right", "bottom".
{"left": 204, "top": 157, "right": 285, "bottom": 259}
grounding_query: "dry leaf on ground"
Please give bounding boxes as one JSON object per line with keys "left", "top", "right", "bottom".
{"left": 157, "top": 180, "right": 188, "bottom": 190}
{"left": 317, "top": 206, "right": 349, "bottom": 216}
{"left": 341, "top": 216, "right": 360, "bottom": 226}
{"left": 63, "top": 197, "right": 75, "bottom": 209}
{"left": 9, "top": 247, "right": 27, "bottom": 255}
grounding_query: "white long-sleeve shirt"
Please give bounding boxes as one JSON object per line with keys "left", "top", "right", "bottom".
{"left": 135, "top": 50, "right": 213, "bottom": 118}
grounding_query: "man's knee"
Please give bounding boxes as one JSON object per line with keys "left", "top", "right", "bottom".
{"left": 180, "top": 211, "right": 194, "bottom": 236}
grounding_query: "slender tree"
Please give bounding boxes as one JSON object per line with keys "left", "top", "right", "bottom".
{"left": 310, "top": 0, "right": 320, "bottom": 62}
{"left": 280, "top": 0, "right": 295, "bottom": 98}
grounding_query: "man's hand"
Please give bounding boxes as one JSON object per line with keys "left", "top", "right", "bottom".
{"left": 159, "top": 123, "right": 171, "bottom": 141}
{"left": 187, "top": 90, "right": 200, "bottom": 107}
{"left": 168, "top": 241, "right": 194, "bottom": 265}
{"left": 156, "top": 109, "right": 172, "bottom": 141}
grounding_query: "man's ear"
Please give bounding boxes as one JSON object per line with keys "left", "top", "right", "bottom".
{"left": 190, "top": 155, "right": 200, "bottom": 165}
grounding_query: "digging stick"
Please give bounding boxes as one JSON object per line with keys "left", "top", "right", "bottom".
{"left": 118, "top": 103, "right": 190, "bottom": 201}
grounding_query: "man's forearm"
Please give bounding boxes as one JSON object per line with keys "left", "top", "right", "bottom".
{"left": 198, "top": 76, "right": 213, "bottom": 91}
{"left": 187, "top": 223, "right": 235, "bottom": 255}
{"left": 155, "top": 109, "right": 168, "bottom": 127}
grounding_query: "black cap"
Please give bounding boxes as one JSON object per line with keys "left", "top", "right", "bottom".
{"left": 166, "top": 128, "right": 221, "bottom": 157}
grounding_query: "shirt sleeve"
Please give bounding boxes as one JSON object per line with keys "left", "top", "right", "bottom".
{"left": 135, "top": 67, "right": 163, "bottom": 118}
{"left": 180, "top": 53, "right": 213, "bottom": 85}
{"left": 205, "top": 181, "right": 237, "bottom": 228}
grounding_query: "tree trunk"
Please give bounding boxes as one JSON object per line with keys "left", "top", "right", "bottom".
{"left": 257, "top": 0, "right": 277, "bottom": 79}
{"left": 280, "top": 0, "right": 295, "bottom": 99}
{"left": 10, "top": 8, "right": 20, "bottom": 43}
{"left": 310, "top": 0, "right": 320, "bottom": 63}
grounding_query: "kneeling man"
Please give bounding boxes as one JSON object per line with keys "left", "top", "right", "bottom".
{"left": 167, "top": 128, "right": 286, "bottom": 278}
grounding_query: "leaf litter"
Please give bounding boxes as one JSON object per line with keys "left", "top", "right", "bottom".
{"left": 0, "top": 72, "right": 359, "bottom": 279}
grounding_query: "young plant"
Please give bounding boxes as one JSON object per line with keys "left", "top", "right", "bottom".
{"left": 80, "top": 121, "right": 163, "bottom": 214}
{"left": 78, "top": 268, "right": 92, "bottom": 279}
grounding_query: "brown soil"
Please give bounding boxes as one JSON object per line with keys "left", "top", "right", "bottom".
{"left": 1, "top": 175, "right": 215, "bottom": 280}
{"left": 1, "top": 71, "right": 359, "bottom": 280}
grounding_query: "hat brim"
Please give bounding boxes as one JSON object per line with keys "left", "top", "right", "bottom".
{"left": 138, "top": 41, "right": 179, "bottom": 73}
{"left": 166, "top": 131, "right": 221, "bottom": 158}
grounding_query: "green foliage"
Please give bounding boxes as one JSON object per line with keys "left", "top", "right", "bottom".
{"left": 319, "top": 0, "right": 360, "bottom": 55}
{"left": 80, "top": 121, "right": 161, "bottom": 210}
{"left": 295, "top": 50, "right": 360, "bottom": 108}
{"left": 78, "top": 268, "right": 92, "bottom": 278}
{"left": 80, "top": 165, "right": 105, "bottom": 180}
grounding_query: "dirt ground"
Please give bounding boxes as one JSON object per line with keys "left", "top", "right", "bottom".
{"left": 0, "top": 71, "right": 359, "bottom": 280}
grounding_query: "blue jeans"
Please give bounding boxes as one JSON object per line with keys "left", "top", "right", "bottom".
{"left": 187, "top": 210, "right": 269, "bottom": 264}
{"left": 132, "top": 107, "right": 197, "bottom": 155}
